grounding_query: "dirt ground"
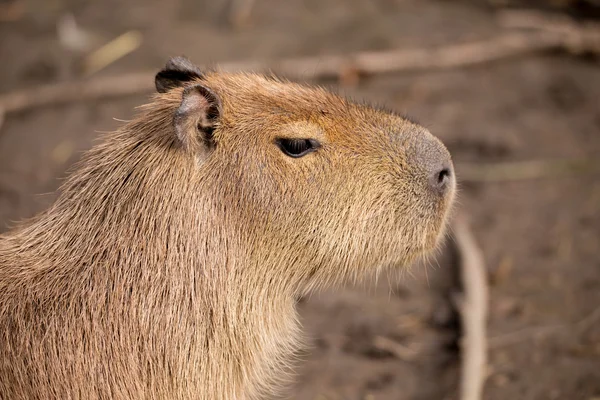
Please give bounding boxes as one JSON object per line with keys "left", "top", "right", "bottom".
{"left": 1, "top": 0, "right": 599, "bottom": 399}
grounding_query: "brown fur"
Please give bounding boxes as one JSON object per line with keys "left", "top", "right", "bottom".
{"left": 0, "top": 71, "right": 455, "bottom": 399}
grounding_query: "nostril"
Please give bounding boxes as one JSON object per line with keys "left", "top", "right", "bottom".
{"left": 437, "top": 168, "right": 451, "bottom": 185}
{"left": 429, "top": 165, "right": 453, "bottom": 195}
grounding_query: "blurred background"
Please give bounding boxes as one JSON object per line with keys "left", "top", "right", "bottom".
{"left": 1, "top": 0, "right": 599, "bottom": 399}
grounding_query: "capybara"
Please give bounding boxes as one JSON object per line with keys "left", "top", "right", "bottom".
{"left": 0, "top": 57, "right": 455, "bottom": 399}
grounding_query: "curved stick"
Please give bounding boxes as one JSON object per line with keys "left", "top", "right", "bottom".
{"left": 453, "top": 216, "right": 489, "bottom": 400}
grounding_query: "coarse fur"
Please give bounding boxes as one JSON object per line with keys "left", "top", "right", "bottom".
{"left": 0, "top": 61, "right": 455, "bottom": 399}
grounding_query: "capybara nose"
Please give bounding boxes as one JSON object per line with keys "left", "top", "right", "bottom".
{"left": 409, "top": 132, "right": 454, "bottom": 197}
{"left": 428, "top": 162, "right": 454, "bottom": 196}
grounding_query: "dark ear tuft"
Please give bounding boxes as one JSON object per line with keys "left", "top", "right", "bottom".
{"left": 173, "top": 83, "right": 221, "bottom": 154}
{"left": 155, "top": 56, "right": 203, "bottom": 93}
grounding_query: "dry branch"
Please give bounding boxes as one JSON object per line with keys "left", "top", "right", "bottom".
{"left": 0, "top": 31, "right": 574, "bottom": 115}
{"left": 497, "top": 10, "right": 600, "bottom": 54}
{"left": 453, "top": 217, "right": 489, "bottom": 400}
{"left": 2, "top": 9, "right": 599, "bottom": 115}
{"left": 0, "top": 73, "right": 154, "bottom": 115}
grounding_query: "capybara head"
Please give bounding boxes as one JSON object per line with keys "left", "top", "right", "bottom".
{"left": 150, "top": 56, "right": 455, "bottom": 293}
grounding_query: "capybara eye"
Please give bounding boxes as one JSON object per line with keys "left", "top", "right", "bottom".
{"left": 275, "top": 138, "right": 321, "bottom": 158}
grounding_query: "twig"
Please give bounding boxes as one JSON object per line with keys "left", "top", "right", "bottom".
{"left": 497, "top": 10, "right": 600, "bottom": 54}
{"left": 0, "top": 31, "right": 574, "bottom": 114}
{"left": 0, "top": 73, "right": 154, "bottom": 115}
{"left": 457, "top": 159, "right": 600, "bottom": 182}
{"left": 372, "top": 336, "right": 418, "bottom": 361}
{"left": 452, "top": 216, "right": 489, "bottom": 400}
{"left": 82, "top": 30, "right": 143, "bottom": 76}
{"left": 489, "top": 305, "right": 600, "bottom": 348}
{"left": 2, "top": 12, "right": 599, "bottom": 115}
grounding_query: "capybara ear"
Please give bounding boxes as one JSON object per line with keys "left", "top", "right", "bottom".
{"left": 173, "top": 83, "right": 221, "bottom": 154}
{"left": 155, "top": 56, "right": 203, "bottom": 93}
